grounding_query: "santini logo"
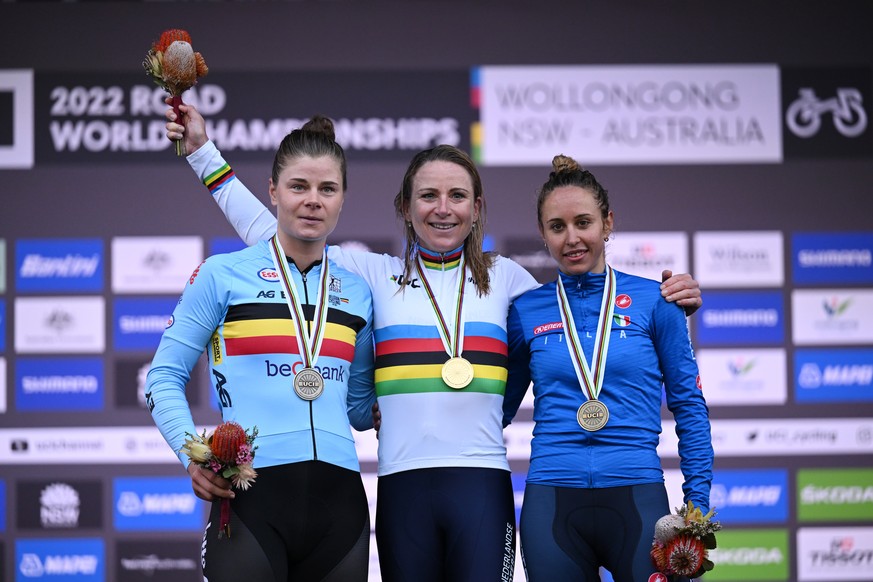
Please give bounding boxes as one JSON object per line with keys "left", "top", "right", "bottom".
{"left": 19, "top": 254, "right": 100, "bottom": 278}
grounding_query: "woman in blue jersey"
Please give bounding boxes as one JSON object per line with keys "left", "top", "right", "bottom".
{"left": 164, "top": 104, "right": 703, "bottom": 582}
{"left": 503, "top": 154, "right": 713, "bottom": 582}
{"left": 146, "top": 116, "right": 376, "bottom": 582}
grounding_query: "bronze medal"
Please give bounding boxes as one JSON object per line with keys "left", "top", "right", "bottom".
{"left": 293, "top": 367, "right": 324, "bottom": 401}
{"left": 577, "top": 399, "right": 609, "bottom": 431}
{"left": 442, "top": 356, "right": 474, "bottom": 389}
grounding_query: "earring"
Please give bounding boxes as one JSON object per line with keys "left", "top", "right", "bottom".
{"left": 407, "top": 222, "right": 412, "bottom": 227}
{"left": 472, "top": 221, "right": 477, "bottom": 230}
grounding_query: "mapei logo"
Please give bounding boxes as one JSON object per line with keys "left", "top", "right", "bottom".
{"left": 258, "top": 268, "right": 279, "bottom": 282}
{"left": 795, "top": 349, "right": 873, "bottom": 403}
{"left": 113, "top": 477, "right": 202, "bottom": 531}
{"left": 16, "top": 539, "right": 105, "bottom": 579}
{"left": 709, "top": 470, "right": 788, "bottom": 523}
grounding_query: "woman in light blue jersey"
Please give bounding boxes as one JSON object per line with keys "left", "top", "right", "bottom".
{"left": 147, "top": 116, "right": 375, "bottom": 582}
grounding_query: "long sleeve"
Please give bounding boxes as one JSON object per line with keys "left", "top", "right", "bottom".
{"left": 655, "top": 299, "right": 714, "bottom": 512}
{"left": 146, "top": 258, "right": 224, "bottom": 467}
{"left": 503, "top": 302, "right": 532, "bottom": 427}
{"left": 187, "top": 140, "right": 277, "bottom": 245}
{"left": 346, "top": 293, "right": 377, "bottom": 432}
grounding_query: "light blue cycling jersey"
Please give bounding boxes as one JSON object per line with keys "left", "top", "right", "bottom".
{"left": 146, "top": 239, "right": 375, "bottom": 472}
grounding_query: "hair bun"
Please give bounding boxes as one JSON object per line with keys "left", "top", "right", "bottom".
{"left": 552, "top": 154, "right": 581, "bottom": 173}
{"left": 301, "top": 115, "right": 336, "bottom": 141}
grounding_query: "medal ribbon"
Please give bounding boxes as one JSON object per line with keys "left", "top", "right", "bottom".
{"left": 268, "top": 234, "right": 330, "bottom": 369}
{"left": 556, "top": 265, "right": 617, "bottom": 401}
{"left": 414, "top": 250, "right": 467, "bottom": 359}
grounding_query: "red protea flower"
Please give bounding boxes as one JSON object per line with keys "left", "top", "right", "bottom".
{"left": 650, "top": 543, "right": 671, "bottom": 573}
{"left": 665, "top": 534, "right": 706, "bottom": 576}
{"left": 154, "top": 29, "right": 192, "bottom": 52}
{"left": 209, "top": 421, "right": 247, "bottom": 464}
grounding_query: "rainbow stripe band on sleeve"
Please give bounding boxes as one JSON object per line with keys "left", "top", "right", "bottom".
{"left": 203, "top": 163, "right": 236, "bottom": 194}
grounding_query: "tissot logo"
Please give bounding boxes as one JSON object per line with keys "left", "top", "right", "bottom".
{"left": 782, "top": 67, "right": 873, "bottom": 159}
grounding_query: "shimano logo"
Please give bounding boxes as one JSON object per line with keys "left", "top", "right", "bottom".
{"left": 20, "top": 254, "right": 99, "bottom": 278}
{"left": 798, "top": 249, "right": 872, "bottom": 267}
{"left": 22, "top": 375, "right": 98, "bottom": 394}
{"left": 703, "top": 309, "right": 778, "bottom": 327}
{"left": 119, "top": 315, "right": 170, "bottom": 333}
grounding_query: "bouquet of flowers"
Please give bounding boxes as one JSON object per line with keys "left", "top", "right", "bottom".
{"left": 142, "top": 28, "right": 208, "bottom": 156}
{"left": 181, "top": 421, "right": 258, "bottom": 538}
{"left": 650, "top": 501, "right": 722, "bottom": 579}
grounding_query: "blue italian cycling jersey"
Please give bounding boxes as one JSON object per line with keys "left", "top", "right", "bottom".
{"left": 506, "top": 268, "right": 712, "bottom": 510}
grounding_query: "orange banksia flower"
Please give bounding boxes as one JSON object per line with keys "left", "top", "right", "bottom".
{"left": 181, "top": 421, "right": 258, "bottom": 538}
{"left": 142, "top": 28, "right": 208, "bottom": 155}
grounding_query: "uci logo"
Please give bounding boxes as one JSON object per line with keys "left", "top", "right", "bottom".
{"left": 258, "top": 268, "right": 279, "bottom": 282}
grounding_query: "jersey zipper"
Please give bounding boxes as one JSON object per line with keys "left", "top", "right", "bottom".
{"left": 300, "top": 268, "right": 318, "bottom": 462}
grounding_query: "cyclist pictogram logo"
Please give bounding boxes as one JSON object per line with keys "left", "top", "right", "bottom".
{"left": 786, "top": 88, "right": 867, "bottom": 138}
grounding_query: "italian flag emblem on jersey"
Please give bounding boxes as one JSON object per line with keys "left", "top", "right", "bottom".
{"left": 613, "top": 314, "right": 631, "bottom": 327}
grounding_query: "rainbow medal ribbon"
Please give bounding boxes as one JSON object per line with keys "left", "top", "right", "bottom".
{"left": 556, "top": 265, "right": 617, "bottom": 431}
{"left": 269, "top": 234, "right": 330, "bottom": 401}
{"left": 415, "top": 251, "right": 473, "bottom": 389}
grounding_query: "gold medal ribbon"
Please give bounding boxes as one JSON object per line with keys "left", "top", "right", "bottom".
{"left": 269, "top": 234, "right": 330, "bottom": 369}
{"left": 556, "top": 265, "right": 617, "bottom": 401}
{"left": 414, "top": 251, "right": 467, "bottom": 360}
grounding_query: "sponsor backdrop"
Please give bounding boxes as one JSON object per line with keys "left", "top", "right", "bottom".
{"left": 1, "top": 2, "right": 872, "bottom": 581}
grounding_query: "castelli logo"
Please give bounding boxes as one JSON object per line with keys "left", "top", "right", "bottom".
{"left": 616, "top": 294, "right": 632, "bottom": 309}
{"left": 648, "top": 574, "right": 668, "bottom": 582}
{"left": 696, "top": 375, "right": 703, "bottom": 391}
{"left": 258, "top": 268, "right": 279, "bottom": 282}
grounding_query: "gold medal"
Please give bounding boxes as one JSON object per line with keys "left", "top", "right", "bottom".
{"left": 293, "top": 368, "right": 324, "bottom": 401}
{"left": 577, "top": 399, "right": 609, "bottom": 431}
{"left": 442, "top": 357, "right": 474, "bottom": 389}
